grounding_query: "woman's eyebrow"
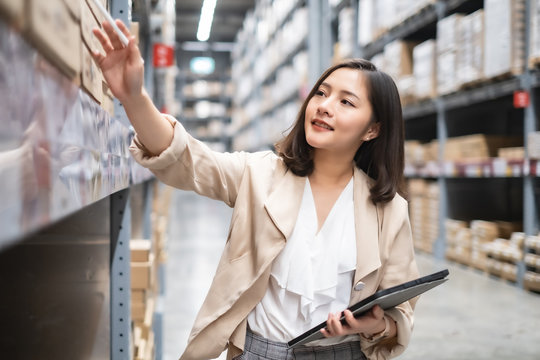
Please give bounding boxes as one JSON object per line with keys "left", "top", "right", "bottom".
{"left": 320, "top": 81, "right": 360, "bottom": 100}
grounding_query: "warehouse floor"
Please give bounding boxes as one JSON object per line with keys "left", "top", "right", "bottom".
{"left": 162, "top": 190, "right": 540, "bottom": 360}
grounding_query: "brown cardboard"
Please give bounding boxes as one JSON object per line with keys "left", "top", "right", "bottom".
{"left": 80, "top": 44, "right": 103, "bottom": 103}
{"left": 81, "top": 1, "right": 101, "bottom": 51}
{"left": 131, "top": 254, "right": 155, "bottom": 289}
{"left": 26, "top": 0, "right": 81, "bottom": 79}
{"left": 0, "top": 0, "right": 25, "bottom": 28}
{"left": 131, "top": 239, "right": 152, "bottom": 262}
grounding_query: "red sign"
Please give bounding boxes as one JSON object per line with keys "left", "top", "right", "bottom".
{"left": 153, "top": 43, "right": 174, "bottom": 67}
{"left": 513, "top": 90, "right": 530, "bottom": 108}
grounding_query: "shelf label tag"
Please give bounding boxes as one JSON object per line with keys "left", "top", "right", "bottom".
{"left": 513, "top": 90, "right": 530, "bottom": 108}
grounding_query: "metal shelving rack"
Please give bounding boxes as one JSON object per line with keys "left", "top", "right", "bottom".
{"left": 353, "top": 0, "right": 539, "bottom": 288}
{"left": 0, "top": 0, "right": 161, "bottom": 358}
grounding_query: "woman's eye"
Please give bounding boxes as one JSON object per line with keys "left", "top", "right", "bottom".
{"left": 342, "top": 99, "right": 354, "bottom": 106}
{"left": 315, "top": 90, "right": 325, "bottom": 96}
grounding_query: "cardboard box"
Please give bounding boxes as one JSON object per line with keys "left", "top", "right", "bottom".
{"left": 0, "top": 0, "right": 25, "bottom": 28}
{"left": 81, "top": 44, "right": 103, "bottom": 103}
{"left": 444, "top": 134, "right": 523, "bottom": 161}
{"left": 437, "top": 13, "right": 464, "bottom": 54}
{"left": 457, "top": 9, "right": 484, "bottom": 85}
{"left": 529, "top": 0, "right": 540, "bottom": 65}
{"left": 81, "top": 1, "right": 101, "bottom": 51}
{"left": 131, "top": 254, "right": 155, "bottom": 289}
{"left": 131, "top": 239, "right": 152, "bottom": 262}
{"left": 26, "top": 0, "right": 81, "bottom": 79}
{"left": 413, "top": 40, "right": 437, "bottom": 99}
{"left": 484, "top": 0, "right": 525, "bottom": 78}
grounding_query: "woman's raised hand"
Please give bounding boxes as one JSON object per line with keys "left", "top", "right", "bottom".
{"left": 92, "top": 20, "right": 144, "bottom": 104}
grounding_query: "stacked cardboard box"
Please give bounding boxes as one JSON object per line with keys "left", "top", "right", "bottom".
{"left": 0, "top": 0, "right": 123, "bottom": 111}
{"left": 497, "top": 147, "right": 525, "bottom": 160}
{"left": 412, "top": 40, "right": 437, "bottom": 100}
{"left": 445, "top": 220, "right": 471, "bottom": 265}
{"left": 444, "top": 134, "right": 523, "bottom": 161}
{"left": 524, "top": 235, "right": 540, "bottom": 292}
{"left": 484, "top": 0, "right": 526, "bottom": 79}
{"left": 382, "top": 40, "right": 417, "bottom": 104}
{"left": 131, "top": 238, "right": 157, "bottom": 360}
{"left": 408, "top": 179, "right": 439, "bottom": 253}
{"left": 437, "top": 14, "right": 463, "bottom": 95}
{"left": 456, "top": 10, "right": 485, "bottom": 87}
{"left": 529, "top": 0, "right": 540, "bottom": 67}
{"left": 469, "top": 220, "right": 500, "bottom": 271}
{"left": 527, "top": 132, "right": 540, "bottom": 159}
{"left": 484, "top": 232, "right": 526, "bottom": 282}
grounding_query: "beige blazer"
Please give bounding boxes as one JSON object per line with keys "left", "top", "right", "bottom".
{"left": 130, "top": 118, "right": 419, "bottom": 360}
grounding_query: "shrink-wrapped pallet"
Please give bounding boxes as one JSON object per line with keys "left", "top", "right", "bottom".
{"left": 457, "top": 10, "right": 485, "bottom": 86}
{"left": 484, "top": 0, "right": 525, "bottom": 79}
{"left": 530, "top": 0, "right": 540, "bottom": 66}
{"left": 413, "top": 40, "right": 437, "bottom": 99}
{"left": 437, "top": 14, "right": 463, "bottom": 95}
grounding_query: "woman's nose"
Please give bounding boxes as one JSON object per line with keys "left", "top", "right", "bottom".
{"left": 317, "top": 97, "right": 334, "bottom": 116}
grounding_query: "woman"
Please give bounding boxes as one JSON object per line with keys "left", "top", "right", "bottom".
{"left": 93, "top": 20, "right": 418, "bottom": 360}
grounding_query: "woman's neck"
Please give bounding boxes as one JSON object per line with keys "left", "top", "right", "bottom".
{"left": 309, "top": 152, "right": 354, "bottom": 186}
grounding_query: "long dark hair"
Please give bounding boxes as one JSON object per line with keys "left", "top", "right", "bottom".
{"left": 275, "top": 58, "right": 406, "bottom": 204}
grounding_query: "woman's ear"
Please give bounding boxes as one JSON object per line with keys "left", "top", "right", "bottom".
{"left": 364, "top": 122, "right": 381, "bottom": 141}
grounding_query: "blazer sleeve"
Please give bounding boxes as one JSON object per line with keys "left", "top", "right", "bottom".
{"left": 361, "top": 198, "right": 419, "bottom": 360}
{"left": 129, "top": 115, "right": 254, "bottom": 207}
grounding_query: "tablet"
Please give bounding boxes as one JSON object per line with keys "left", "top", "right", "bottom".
{"left": 287, "top": 269, "right": 449, "bottom": 348}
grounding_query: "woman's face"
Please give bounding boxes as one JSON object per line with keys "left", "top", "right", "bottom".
{"left": 304, "top": 68, "right": 377, "bottom": 158}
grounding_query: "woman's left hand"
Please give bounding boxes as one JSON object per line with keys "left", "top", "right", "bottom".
{"left": 321, "top": 305, "right": 389, "bottom": 338}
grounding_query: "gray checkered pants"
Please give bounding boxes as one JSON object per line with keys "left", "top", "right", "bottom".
{"left": 233, "top": 329, "right": 367, "bottom": 360}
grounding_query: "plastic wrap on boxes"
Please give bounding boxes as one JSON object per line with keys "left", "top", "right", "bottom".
{"left": 484, "top": 0, "right": 525, "bottom": 78}
{"left": 530, "top": 0, "right": 540, "bottom": 66}
{"left": 527, "top": 132, "right": 540, "bottom": 159}
{"left": 358, "top": 0, "right": 375, "bottom": 46}
{"left": 0, "top": 22, "right": 144, "bottom": 248}
{"left": 437, "top": 14, "right": 463, "bottom": 54}
{"left": 457, "top": 10, "right": 484, "bottom": 86}
{"left": 413, "top": 40, "right": 437, "bottom": 99}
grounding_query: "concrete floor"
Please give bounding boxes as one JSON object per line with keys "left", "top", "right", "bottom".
{"left": 163, "top": 190, "right": 540, "bottom": 360}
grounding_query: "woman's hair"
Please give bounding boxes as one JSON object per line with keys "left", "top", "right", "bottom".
{"left": 275, "top": 58, "right": 407, "bottom": 204}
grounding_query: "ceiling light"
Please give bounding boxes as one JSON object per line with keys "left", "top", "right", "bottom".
{"left": 197, "top": 0, "right": 218, "bottom": 42}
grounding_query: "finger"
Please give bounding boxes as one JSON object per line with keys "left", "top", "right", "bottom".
{"left": 372, "top": 305, "right": 384, "bottom": 320}
{"left": 92, "top": 27, "right": 114, "bottom": 53}
{"left": 116, "top": 19, "right": 132, "bottom": 39}
{"left": 102, "top": 21, "right": 124, "bottom": 49}
{"left": 343, "top": 310, "right": 359, "bottom": 328}
{"left": 91, "top": 50, "right": 105, "bottom": 64}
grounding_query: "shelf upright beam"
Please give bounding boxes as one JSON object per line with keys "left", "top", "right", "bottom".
{"left": 519, "top": 0, "right": 539, "bottom": 288}
{"left": 434, "top": 97, "right": 448, "bottom": 260}
{"left": 111, "top": 0, "right": 133, "bottom": 128}
{"left": 308, "top": 0, "right": 333, "bottom": 86}
{"left": 109, "top": 0, "right": 135, "bottom": 339}
{"left": 110, "top": 189, "right": 133, "bottom": 360}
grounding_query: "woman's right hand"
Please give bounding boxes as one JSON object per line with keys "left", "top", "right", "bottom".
{"left": 92, "top": 20, "right": 144, "bottom": 104}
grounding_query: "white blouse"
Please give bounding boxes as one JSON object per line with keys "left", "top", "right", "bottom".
{"left": 247, "top": 177, "right": 359, "bottom": 345}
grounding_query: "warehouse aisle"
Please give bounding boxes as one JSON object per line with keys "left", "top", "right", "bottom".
{"left": 163, "top": 190, "right": 540, "bottom": 360}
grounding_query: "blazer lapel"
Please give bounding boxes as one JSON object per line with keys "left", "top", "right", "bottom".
{"left": 264, "top": 166, "right": 305, "bottom": 240}
{"left": 352, "top": 168, "right": 381, "bottom": 286}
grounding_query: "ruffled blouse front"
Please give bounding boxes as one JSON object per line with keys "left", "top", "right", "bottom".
{"left": 247, "top": 177, "right": 357, "bottom": 345}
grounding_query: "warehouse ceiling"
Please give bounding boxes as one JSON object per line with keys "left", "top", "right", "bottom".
{"left": 175, "top": 0, "right": 255, "bottom": 44}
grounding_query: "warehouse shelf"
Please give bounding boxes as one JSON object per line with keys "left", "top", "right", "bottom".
{"left": 360, "top": 2, "right": 438, "bottom": 59}
{"left": 0, "top": 21, "right": 152, "bottom": 250}
{"left": 405, "top": 159, "right": 540, "bottom": 179}
{"left": 181, "top": 116, "right": 231, "bottom": 124}
{"left": 0, "top": 1, "right": 167, "bottom": 359}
